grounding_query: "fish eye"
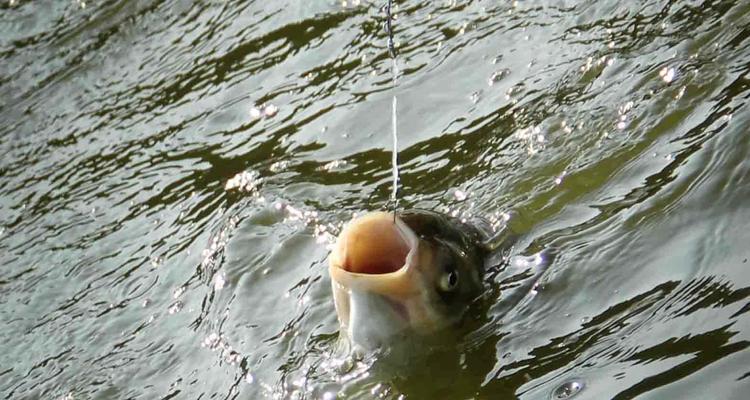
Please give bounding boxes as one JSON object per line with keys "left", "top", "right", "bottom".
{"left": 439, "top": 270, "right": 459, "bottom": 292}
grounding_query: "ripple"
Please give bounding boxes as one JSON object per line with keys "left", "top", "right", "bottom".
{"left": 2, "top": 0, "right": 750, "bottom": 399}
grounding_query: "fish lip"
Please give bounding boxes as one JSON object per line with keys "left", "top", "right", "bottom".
{"left": 329, "top": 212, "right": 422, "bottom": 338}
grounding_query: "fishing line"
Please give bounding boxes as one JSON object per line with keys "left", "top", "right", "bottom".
{"left": 385, "top": 0, "right": 399, "bottom": 222}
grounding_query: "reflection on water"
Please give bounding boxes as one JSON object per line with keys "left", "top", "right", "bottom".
{"left": 1, "top": 0, "right": 750, "bottom": 399}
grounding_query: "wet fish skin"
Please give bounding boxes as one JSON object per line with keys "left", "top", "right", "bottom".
{"left": 328, "top": 209, "right": 488, "bottom": 350}
{"left": 398, "top": 210, "right": 487, "bottom": 322}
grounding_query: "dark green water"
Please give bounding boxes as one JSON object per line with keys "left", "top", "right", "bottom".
{"left": 2, "top": 0, "right": 750, "bottom": 399}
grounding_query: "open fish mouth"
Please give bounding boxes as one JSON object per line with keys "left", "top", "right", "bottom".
{"left": 328, "top": 212, "right": 424, "bottom": 345}
{"left": 328, "top": 211, "right": 420, "bottom": 297}
{"left": 330, "top": 211, "right": 417, "bottom": 277}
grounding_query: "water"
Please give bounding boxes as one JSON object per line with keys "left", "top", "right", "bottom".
{"left": 1, "top": 0, "right": 750, "bottom": 399}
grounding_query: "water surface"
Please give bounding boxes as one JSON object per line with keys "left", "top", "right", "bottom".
{"left": 1, "top": 0, "right": 750, "bottom": 399}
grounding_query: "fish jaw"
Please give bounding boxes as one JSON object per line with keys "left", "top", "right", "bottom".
{"left": 328, "top": 212, "right": 448, "bottom": 347}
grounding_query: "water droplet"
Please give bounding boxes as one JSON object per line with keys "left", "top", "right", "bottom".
{"left": 173, "top": 286, "right": 186, "bottom": 299}
{"left": 675, "top": 85, "right": 686, "bottom": 99}
{"left": 245, "top": 372, "right": 255, "bottom": 384}
{"left": 150, "top": 256, "right": 163, "bottom": 268}
{"left": 454, "top": 189, "right": 467, "bottom": 201}
{"left": 321, "top": 160, "right": 348, "bottom": 172}
{"left": 488, "top": 69, "right": 510, "bottom": 86}
{"left": 263, "top": 104, "right": 279, "bottom": 118}
{"left": 659, "top": 67, "right": 676, "bottom": 83}
{"left": 214, "top": 273, "right": 226, "bottom": 290}
{"left": 58, "top": 392, "right": 75, "bottom": 400}
{"left": 551, "top": 379, "right": 585, "bottom": 399}
{"left": 168, "top": 301, "right": 183, "bottom": 314}
{"left": 203, "top": 333, "right": 221, "bottom": 349}
{"left": 469, "top": 91, "right": 481, "bottom": 104}
{"left": 530, "top": 282, "right": 540, "bottom": 296}
{"left": 225, "top": 170, "right": 263, "bottom": 193}
{"left": 250, "top": 106, "right": 262, "bottom": 120}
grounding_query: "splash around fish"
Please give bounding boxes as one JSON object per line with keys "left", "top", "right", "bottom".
{"left": 328, "top": 210, "right": 496, "bottom": 352}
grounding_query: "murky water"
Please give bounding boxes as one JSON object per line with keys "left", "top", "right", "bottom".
{"left": 2, "top": 0, "right": 750, "bottom": 399}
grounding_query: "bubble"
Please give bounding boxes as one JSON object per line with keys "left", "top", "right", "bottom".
{"left": 551, "top": 379, "right": 585, "bottom": 399}
{"left": 245, "top": 372, "right": 255, "bottom": 384}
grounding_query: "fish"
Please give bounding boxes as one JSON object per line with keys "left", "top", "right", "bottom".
{"left": 328, "top": 210, "right": 497, "bottom": 350}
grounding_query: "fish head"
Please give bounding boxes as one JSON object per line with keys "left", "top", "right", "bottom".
{"left": 328, "top": 210, "right": 485, "bottom": 349}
